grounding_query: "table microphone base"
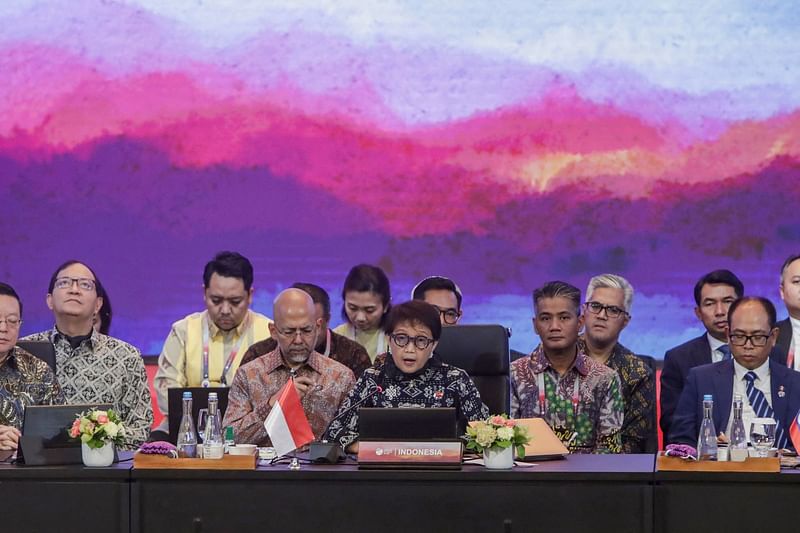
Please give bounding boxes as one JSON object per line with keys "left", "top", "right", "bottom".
{"left": 309, "top": 441, "right": 344, "bottom": 463}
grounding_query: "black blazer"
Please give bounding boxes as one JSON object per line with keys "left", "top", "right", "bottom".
{"left": 668, "top": 359, "right": 800, "bottom": 449}
{"left": 775, "top": 318, "right": 794, "bottom": 366}
{"left": 660, "top": 335, "right": 711, "bottom": 438}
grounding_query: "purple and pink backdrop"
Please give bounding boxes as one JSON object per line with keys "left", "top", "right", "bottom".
{"left": 2, "top": 1, "right": 799, "bottom": 356}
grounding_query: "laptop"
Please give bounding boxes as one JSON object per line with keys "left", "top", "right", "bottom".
{"left": 357, "top": 408, "right": 462, "bottom": 469}
{"left": 167, "top": 387, "right": 229, "bottom": 444}
{"left": 18, "top": 404, "right": 113, "bottom": 466}
{"left": 515, "top": 418, "right": 570, "bottom": 460}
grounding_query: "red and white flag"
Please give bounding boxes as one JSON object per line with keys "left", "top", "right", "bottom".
{"left": 263, "top": 378, "right": 314, "bottom": 457}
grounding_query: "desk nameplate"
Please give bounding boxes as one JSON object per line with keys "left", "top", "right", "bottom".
{"left": 357, "top": 440, "right": 462, "bottom": 469}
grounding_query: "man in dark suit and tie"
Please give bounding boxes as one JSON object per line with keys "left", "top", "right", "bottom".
{"left": 669, "top": 297, "right": 800, "bottom": 450}
{"left": 775, "top": 254, "right": 800, "bottom": 368}
{"left": 659, "top": 270, "right": 744, "bottom": 438}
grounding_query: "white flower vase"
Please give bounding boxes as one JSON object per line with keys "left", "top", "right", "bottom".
{"left": 82, "top": 441, "right": 115, "bottom": 467}
{"left": 483, "top": 446, "right": 514, "bottom": 469}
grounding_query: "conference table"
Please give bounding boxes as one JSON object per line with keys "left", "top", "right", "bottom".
{"left": 1, "top": 453, "right": 798, "bottom": 533}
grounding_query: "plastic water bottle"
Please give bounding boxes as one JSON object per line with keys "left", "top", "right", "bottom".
{"left": 203, "top": 392, "right": 224, "bottom": 459}
{"left": 176, "top": 391, "right": 198, "bottom": 458}
{"left": 697, "top": 394, "right": 718, "bottom": 461}
{"left": 729, "top": 394, "right": 748, "bottom": 462}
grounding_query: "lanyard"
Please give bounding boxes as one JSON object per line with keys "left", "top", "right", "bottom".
{"left": 201, "top": 314, "right": 251, "bottom": 387}
{"left": 347, "top": 324, "right": 386, "bottom": 355}
{"left": 537, "top": 371, "right": 581, "bottom": 420}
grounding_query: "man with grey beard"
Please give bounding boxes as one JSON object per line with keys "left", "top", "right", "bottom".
{"left": 222, "top": 288, "right": 355, "bottom": 446}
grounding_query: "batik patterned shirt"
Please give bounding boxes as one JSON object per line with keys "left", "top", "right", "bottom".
{"left": 0, "top": 346, "right": 65, "bottom": 429}
{"left": 325, "top": 355, "right": 489, "bottom": 448}
{"left": 223, "top": 349, "right": 356, "bottom": 446}
{"left": 22, "top": 328, "right": 153, "bottom": 449}
{"left": 578, "top": 337, "right": 654, "bottom": 453}
{"left": 240, "top": 329, "right": 372, "bottom": 377}
{"left": 510, "top": 345, "right": 623, "bottom": 454}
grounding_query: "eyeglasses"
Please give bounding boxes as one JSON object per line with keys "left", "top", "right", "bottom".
{"left": 276, "top": 325, "right": 316, "bottom": 339}
{"left": 584, "top": 301, "right": 628, "bottom": 319}
{"left": 432, "top": 305, "right": 460, "bottom": 325}
{"left": 729, "top": 334, "right": 771, "bottom": 347}
{"left": 0, "top": 316, "right": 21, "bottom": 329}
{"left": 390, "top": 333, "right": 435, "bottom": 350}
{"left": 54, "top": 277, "right": 96, "bottom": 292}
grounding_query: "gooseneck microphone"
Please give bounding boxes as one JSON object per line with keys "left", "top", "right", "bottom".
{"left": 309, "top": 384, "right": 383, "bottom": 463}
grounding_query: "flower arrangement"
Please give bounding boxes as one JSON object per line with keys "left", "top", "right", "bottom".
{"left": 464, "top": 414, "right": 531, "bottom": 458}
{"left": 68, "top": 409, "right": 126, "bottom": 449}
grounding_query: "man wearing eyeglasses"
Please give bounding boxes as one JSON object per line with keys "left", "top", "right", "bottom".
{"left": 223, "top": 288, "right": 355, "bottom": 446}
{"left": 411, "top": 276, "right": 463, "bottom": 326}
{"left": 579, "top": 274, "right": 654, "bottom": 453}
{"left": 22, "top": 261, "right": 153, "bottom": 449}
{"left": 660, "top": 270, "right": 744, "bottom": 439}
{"left": 0, "top": 283, "right": 64, "bottom": 451}
{"left": 669, "top": 297, "right": 800, "bottom": 450}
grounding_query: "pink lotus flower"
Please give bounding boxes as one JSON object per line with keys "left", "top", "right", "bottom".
{"left": 490, "top": 415, "right": 506, "bottom": 426}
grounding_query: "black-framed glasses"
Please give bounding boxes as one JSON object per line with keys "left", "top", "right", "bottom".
{"left": 729, "top": 334, "right": 770, "bottom": 347}
{"left": 54, "top": 277, "right": 96, "bottom": 292}
{"left": 432, "top": 305, "right": 460, "bottom": 325}
{"left": 390, "top": 333, "right": 435, "bottom": 350}
{"left": 584, "top": 301, "right": 628, "bottom": 319}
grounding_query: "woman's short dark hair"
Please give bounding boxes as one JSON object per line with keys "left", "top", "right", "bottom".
{"left": 383, "top": 301, "right": 442, "bottom": 341}
{"left": 47, "top": 260, "right": 103, "bottom": 296}
{"left": 340, "top": 264, "right": 391, "bottom": 325}
{"left": 0, "top": 282, "right": 22, "bottom": 316}
{"left": 203, "top": 251, "right": 254, "bottom": 291}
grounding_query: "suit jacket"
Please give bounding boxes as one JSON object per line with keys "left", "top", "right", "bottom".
{"left": 668, "top": 359, "right": 800, "bottom": 449}
{"left": 775, "top": 318, "right": 794, "bottom": 366}
{"left": 660, "top": 335, "right": 711, "bottom": 438}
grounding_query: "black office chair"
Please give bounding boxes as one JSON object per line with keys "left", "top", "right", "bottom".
{"left": 636, "top": 354, "right": 659, "bottom": 452}
{"left": 16, "top": 341, "right": 57, "bottom": 371}
{"left": 435, "top": 325, "right": 510, "bottom": 415}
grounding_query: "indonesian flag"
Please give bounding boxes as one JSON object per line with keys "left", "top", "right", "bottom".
{"left": 790, "top": 408, "right": 800, "bottom": 452}
{"left": 264, "top": 378, "right": 314, "bottom": 457}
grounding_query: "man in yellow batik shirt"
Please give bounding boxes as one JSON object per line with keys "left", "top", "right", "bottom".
{"left": 152, "top": 251, "right": 272, "bottom": 438}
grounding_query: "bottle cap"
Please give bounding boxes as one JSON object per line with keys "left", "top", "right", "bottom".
{"left": 734, "top": 394, "right": 742, "bottom": 402}
{"left": 182, "top": 391, "right": 192, "bottom": 399}
{"left": 703, "top": 394, "right": 713, "bottom": 401}
{"left": 209, "top": 392, "right": 218, "bottom": 400}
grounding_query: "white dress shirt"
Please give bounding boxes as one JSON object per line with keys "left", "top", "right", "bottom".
{"left": 726, "top": 359, "right": 772, "bottom": 438}
{"left": 707, "top": 333, "right": 728, "bottom": 363}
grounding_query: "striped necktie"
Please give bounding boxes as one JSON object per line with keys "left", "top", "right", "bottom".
{"left": 744, "top": 371, "right": 787, "bottom": 448}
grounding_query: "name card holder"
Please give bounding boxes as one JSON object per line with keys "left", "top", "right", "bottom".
{"left": 357, "top": 440, "right": 462, "bottom": 470}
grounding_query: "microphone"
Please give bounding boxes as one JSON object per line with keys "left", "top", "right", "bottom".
{"left": 309, "top": 384, "right": 383, "bottom": 463}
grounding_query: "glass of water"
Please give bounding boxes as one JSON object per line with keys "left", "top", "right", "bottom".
{"left": 197, "top": 408, "right": 209, "bottom": 443}
{"left": 750, "top": 418, "right": 776, "bottom": 458}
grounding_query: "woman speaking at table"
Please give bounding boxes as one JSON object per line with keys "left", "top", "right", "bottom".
{"left": 325, "top": 300, "right": 489, "bottom": 451}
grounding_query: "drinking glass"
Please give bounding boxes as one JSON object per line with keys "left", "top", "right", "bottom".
{"left": 749, "top": 418, "right": 776, "bottom": 458}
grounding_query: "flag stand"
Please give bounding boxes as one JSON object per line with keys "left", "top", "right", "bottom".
{"left": 289, "top": 449, "right": 301, "bottom": 470}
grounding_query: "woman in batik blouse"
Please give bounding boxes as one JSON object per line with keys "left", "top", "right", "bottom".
{"left": 325, "top": 300, "right": 489, "bottom": 451}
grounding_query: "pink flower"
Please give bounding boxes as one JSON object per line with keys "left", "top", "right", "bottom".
{"left": 504, "top": 419, "right": 517, "bottom": 427}
{"left": 69, "top": 420, "right": 81, "bottom": 438}
{"left": 490, "top": 415, "right": 506, "bottom": 426}
{"left": 97, "top": 414, "right": 109, "bottom": 424}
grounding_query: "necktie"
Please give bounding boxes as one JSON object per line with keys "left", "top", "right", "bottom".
{"left": 744, "top": 371, "right": 787, "bottom": 448}
{"left": 718, "top": 344, "right": 731, "bottom": 361}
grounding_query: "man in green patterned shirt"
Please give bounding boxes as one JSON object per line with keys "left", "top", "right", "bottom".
{"left": 511, "top": 281, "right": 624, "bottom": 453}
{"left": 580, "top": 274, "right": 654, "bottom": 453}
{"left": 22, "top": 261, "right": 152, "bottom": 449}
